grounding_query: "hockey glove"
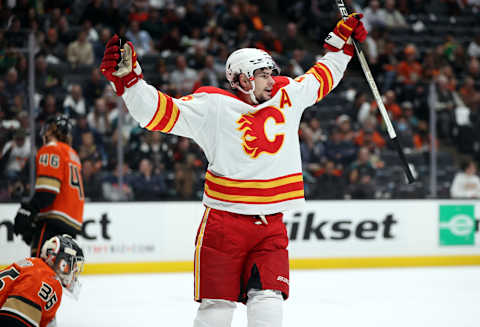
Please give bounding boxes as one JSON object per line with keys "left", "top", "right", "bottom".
{"left": 100, "top": 34, "right": 143, "bottom": 96}
{"left": 14, "top": 202, "right": 37, "bottom": 245}
{"left": 324, "top": 13, "right": 367, "bottom": 56}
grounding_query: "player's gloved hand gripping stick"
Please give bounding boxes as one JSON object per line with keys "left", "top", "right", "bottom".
{"left": 100, "top": 34, "right": 143, "bottom": 96}
{"left": 334, "top": 0, "right": 416, "bottom": 184}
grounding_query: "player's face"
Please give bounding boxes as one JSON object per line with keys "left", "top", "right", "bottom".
{"left": 253, "top": 68, "right": 275, "bottom": 103}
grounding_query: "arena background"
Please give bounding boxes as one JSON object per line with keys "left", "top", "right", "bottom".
{"left": 1, "top": 0, "right": 480, "bottom": 272}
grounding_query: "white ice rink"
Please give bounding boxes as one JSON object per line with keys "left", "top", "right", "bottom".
{"left": 59, "top": 266, "right": 480, "bottom": 327}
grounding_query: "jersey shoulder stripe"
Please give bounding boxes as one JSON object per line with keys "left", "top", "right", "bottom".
{"left": 271, "top": 76, "right": 291, "bottom": 96}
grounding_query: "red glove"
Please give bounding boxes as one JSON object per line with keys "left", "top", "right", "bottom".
{"left": 324, "top": 13, "right": 367, "bottom": 56}
{"left": 100, "top": 34, "right": 143, "bottom": 96}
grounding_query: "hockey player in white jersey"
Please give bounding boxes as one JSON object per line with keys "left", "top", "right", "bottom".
{"left": 101, "top": 13, "right": 367, "bottom": 327}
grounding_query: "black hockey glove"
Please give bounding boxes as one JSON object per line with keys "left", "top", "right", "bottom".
{"left": 14, "top": 203, "right": 37, "bottom": 245}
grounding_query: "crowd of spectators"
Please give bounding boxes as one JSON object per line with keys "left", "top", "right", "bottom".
{"left": 1, "top": 0, "right": 480, "bottom": 202}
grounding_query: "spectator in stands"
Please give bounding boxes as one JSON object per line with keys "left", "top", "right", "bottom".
{"left": 5, "top": 16, "right": 24, "bottom": 48}
{"left": 82, "top": 68, "right": 106, "bottom": 108}
{"left": 14, "top": 53, "right": 28, "bottom": 83}
{"left": 37, "top": 94, "right": 58, "bottom": 123}
{"left": 149, "top": 58, "right": 170, "bottom": 90}
{"left": 80, "top": 0, "right": 109, "bottom": 27}
{"left": 362, "top": 0, "right": 386, "bottom": 32}
{"left": 229, "top": 23, "right": 251, "bottom": 50}
{"left": 466, "top": 57, "right": 480, "bottom": 83}
{"left": 428, "top": 74, "right": 465, "bottom": 140}
{"left": 220, "top": 3, "right": 249, "bottom": 32}
{"left": 126, "top": 20, "right": 154, "bottom": 57}
{"left": 57, "top": 16, "right": 75, "bottom": 45}
{"left": 299, "top": 122, "right": 325, "bottom": 180}
{"left": 325, "top": 126, "right": 357, "bottom": 168}
{"left": 0, "top": 43, "right": 19, "bottom": 75}
{"left": 355, "top": 92, "right": 375, "bottom": 125}
{"left": 187, "top": 44, "right": 207, "bottom": 70}
{"left": 467, "top": 34, "right": 480, "bottom": 58}
{"left": 0, "top": 128, "right": 30, "bottom": 180}
{"left": 34, "top": 54, "right": 60, "bottom": 96}
{"left": 140, "top": 9, "right": 165, "bottom": 40}
{"left": 282, "top": 22, "right": 305, "bottom": 56}
{"left": 184, "top": 1, "right": 208, "bottom": 32}
{"left": 170, "top": 55, "right": 197, "bottom": 96}
{"left": 132, "top": 158, "right": 167, "bottom": 201}
{"left": 81, "top": 158, "right": 103, "bottom": 201}
{"left": 383, "top": 0, "right": 408, "bottom": 29}
{"left": 157, "top": 26, "right": 183, "bottom": 52}
{"left": 181, "top": 27, "right": 209, "bottom": 52}
{"left": 102, "top": 163, "right": 134, "bottom": 201}
{"left": 383, "top": 89, "right": 402, "bottom": 120}
{"left": 397, "top": 44, "right": 422, "bottom": 86}
{"left": 336, "top": 114, "right": 355, "bottom": 142}
{"left": 92, "top": 27, "right": 112, "bottom": 64}
{"left": 171, "top": 137, "right": 204, "bottom": 199}
{"left": 402, "top": 101, "right": 419, "bottom": 129}
{"left": 397, "top": 43, "right": 423, "bottom": 100}
{"left": 196, "top": 55, "right": 220, "bottom": 88}
{"left": 66, "top": 29, "right": 94, "bottom": 69}
{"left": 82, "top": 19, "right": 99, "bottom": 43}
{"left": 313, "top": 160, "right": 345, "bottom": 199}
{"left": 450, "top": 160, "right": 480, "bottom": 198}
{"left": 43, "top": 27, "right": 66, "bottom": 63}
{"left": 246, "top": 4, "right": 264, "bottom": 31}
{"left": 93, "top": 27, "right": 113, "bottom": 65}
{"left": 345, "top": 147, "right": 377, "bottom": 199}
{"left": 355, "top": 116, "right": 386, "bottom": 149}
{"left": 63, "top": 84, "right": 87, "bottom": 118}
{"left": 413, "top": 120, "right": 434, "bottom": 153}
{"left": 4, "top": 67, "right": 25, "bottom": 110}
{"left": 459, "top": 76, "right": 480, "bottom": 112}
{"left": 254, "top": 25, "right": 283, "bottom": 54}
{"left": 421, "top": 50, "right": 441, "bottom": 83}
{"left": 87, "top": 97, "right": 114, "bottom": 137}
{"left": 77, "top": 130, "right": 105, "bottom": 168}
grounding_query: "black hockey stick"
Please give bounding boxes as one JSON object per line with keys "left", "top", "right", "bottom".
{"left": 334, "top": 0, "right": 416, "bottom": 184}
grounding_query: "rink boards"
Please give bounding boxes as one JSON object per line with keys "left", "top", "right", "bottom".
{"left": 1, "top": 200, "right": 480, "bottom": 273}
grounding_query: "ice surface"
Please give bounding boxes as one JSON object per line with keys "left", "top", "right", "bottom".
{"left": 58, "top": 266, "right": 480, "bottom": 327}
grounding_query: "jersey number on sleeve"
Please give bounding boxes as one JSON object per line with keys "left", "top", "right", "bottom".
{"left": 0, "top": 267, "right": 20, "bottom": 291}
{"left": 69, "top": 163, "right": 84, "bottom": 200}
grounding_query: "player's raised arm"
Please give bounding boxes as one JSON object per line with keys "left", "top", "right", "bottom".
{"left": 298, "top": 13, "right": 367, "bottom": 105}
{"left": 100, "top": 34, "right": 212, "bottom": 143}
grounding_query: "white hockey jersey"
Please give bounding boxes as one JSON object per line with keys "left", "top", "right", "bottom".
{"left": 122, "top": 51, "right": 351, "bottom": 215}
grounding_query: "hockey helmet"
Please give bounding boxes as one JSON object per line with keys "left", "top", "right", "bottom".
{"left": 225, "top": 48, "right": 280, "bottom": 88}
{"left": 41, "top": 234, "right": 85, "bottom": 299}
{"left": 41, "top": 114, "right": 73, "bottom": 144}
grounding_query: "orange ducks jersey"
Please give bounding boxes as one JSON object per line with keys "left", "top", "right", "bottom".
{"left": 0, "top": 258, "right": 63, "bottom": 327}
{"left": 35, "top": 141, "right": 84, "bottom": 232}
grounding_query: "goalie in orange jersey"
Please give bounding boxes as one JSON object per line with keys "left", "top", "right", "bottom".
{"left": 13, "top": 115, "right": 84, "bottom": 257}
{"left": 0, "top": 234, "right": 85, "bottom": 327}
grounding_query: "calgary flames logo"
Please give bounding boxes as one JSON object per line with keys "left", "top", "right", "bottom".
{"left": 237, "top": 106, "right": 285, "bottom": 159}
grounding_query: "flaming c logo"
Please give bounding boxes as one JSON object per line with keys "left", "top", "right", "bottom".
{"left": 237, "top": 106, "right": 285, "bottom": 159}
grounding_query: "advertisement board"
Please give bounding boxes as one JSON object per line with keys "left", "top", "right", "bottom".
{"left": 1, "top": 200, "right": 479, "bottom": 273}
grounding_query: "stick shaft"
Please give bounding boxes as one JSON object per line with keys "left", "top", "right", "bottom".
{"left": 334, "top": 0, "right": 415, "bottom": 184}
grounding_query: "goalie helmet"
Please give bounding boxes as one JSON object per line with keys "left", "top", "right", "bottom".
{"left": 41, "top": 234, "right": 85, "bottom": 299}
{"left": 225, "top": 48, "right": 279, "bottom": 87}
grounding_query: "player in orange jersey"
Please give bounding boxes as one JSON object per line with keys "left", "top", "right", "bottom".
{"left": 14, "top": 115, "right": 84, "bottom": 257}
{"left": 0, "top": 234, "right": 85, "bottom": 327}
